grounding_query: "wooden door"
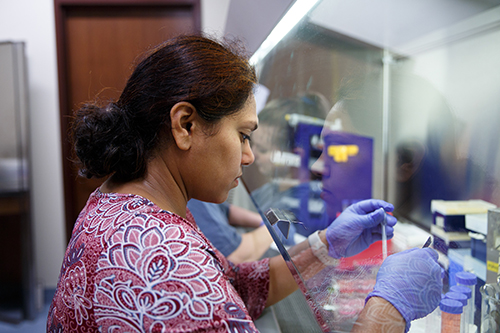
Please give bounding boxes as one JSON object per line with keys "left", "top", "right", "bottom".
{"left": 55, "top": 0, "right": 200, "bottom": 240}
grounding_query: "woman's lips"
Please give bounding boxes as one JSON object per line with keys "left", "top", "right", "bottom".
{"left": 320, "top": 189, "right": 334, "bottom": 203}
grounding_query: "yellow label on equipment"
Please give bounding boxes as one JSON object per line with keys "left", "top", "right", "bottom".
{"left": 487, "top": 260, "right": 499, "bottom": 273}
{"left": 328, "top": 145, "right": 359, "bottom": 163}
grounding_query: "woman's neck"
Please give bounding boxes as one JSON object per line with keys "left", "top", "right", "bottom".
{"left": 100, "top": 155, "right": 188, "bottom": 218}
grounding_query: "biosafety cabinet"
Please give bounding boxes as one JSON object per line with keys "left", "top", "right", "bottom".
{"left": 235, "top": 0, "right": 500, "bottom": 332}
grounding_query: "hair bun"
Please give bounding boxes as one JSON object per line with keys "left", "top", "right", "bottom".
{"left": 72, "top": 103, "right": 145, "bottom": 180}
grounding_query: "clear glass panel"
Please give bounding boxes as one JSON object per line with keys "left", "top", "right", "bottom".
{"left": 242, "top": 1, "right": 500, "bottom": 331}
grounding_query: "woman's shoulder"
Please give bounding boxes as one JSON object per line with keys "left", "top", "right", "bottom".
{"left": 77, "top": 189, "right": 200, "bottom": 242}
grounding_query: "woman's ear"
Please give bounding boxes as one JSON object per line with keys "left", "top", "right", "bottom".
{"left": 170, "top": 102, "right": 197, "bottom": 151}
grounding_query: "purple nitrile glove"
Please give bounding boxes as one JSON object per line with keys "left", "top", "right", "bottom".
{"left": 325, "top": 199, "right": 397, "bottom": 259}
{"left": 366, "top": 247, "right": 443, "bottom": 333}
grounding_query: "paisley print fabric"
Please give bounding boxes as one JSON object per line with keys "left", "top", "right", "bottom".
{"left": 47, "top": 190, "right": 270, "bottom": 332}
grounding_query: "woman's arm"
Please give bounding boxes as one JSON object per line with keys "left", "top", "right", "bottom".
{"left": 263, "top": 200, "right": 441, "bottom": 333}
{"left": 352, "top": 297, "right": 406, "bottom": 333}
{"left": 264, "top": 236, "right": 439, "bottom": 333}
{"left": 265, "top": 200, "right": 395, "bottom": 308}
{"left": 265, "top": 232, "right": 328, "bottom": 306}
{"left": 227, "top": 204, "right": 263, "bottom": 228}
{"left": 227, "top": 225, "right": 273, "bottom": 263}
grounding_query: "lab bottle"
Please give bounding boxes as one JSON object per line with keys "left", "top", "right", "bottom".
{"left": 449, "top": 285, "right": 472, "bottom": 333}
{"left": 440, "top": 299, "right": 463, "bottom": 333}
{"left": 455, "top": 272, "right": 477, "bottom": 333}
{"left": 445, "top": 292, "right": 468, "bottom": 333}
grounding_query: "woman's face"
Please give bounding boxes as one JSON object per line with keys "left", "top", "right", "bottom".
{"left": 189, "top": 95, "right": 258, "bottom": 203}
{"left": 251, "top": 124, "right": 275, "bottom": 177}
{"left": 311, "top": 103, "right": 345, "bottom": 218}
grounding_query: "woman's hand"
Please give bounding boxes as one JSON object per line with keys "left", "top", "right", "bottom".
{"left": 366, "top": 247, "right": 443, "bottom": 332}
{"left": 325, "top": 199, "right": 397, "bottom": 258}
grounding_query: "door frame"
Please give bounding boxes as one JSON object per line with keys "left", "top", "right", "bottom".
{"left": 54, "top": 0, "right": 201, "bottom": 240}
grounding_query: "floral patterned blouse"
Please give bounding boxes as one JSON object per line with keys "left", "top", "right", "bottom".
{"left": 47, "top": 190, "right": 270, "bottom": 332}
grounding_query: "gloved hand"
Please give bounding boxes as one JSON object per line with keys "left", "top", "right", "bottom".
{"left": 366, "top": 247, "right": 443, "bottom": 332}
{"left": 325, "top": 199, "right": 397, "bottom": 258}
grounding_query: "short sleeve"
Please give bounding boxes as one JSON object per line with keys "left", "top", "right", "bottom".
{"left": 187, "top": 199, "right": 242, "bottom": 257}
{"left": 227, "top": 259, "right": 271, "bottom": 319}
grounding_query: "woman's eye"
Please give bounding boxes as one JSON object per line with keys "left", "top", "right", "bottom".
{"left": 241, "top": 133, "right": 251, "bottom": 142}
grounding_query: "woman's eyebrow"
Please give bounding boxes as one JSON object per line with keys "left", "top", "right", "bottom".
{"left": 243, "top": 121, "right": 258, "bottom": 131}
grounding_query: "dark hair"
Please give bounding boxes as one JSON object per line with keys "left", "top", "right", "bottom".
{"left": 257, "top": 92, "right": 329, "bottom": 150}
{"left": 73, "top": 34, "right": 257, "bottom": 182}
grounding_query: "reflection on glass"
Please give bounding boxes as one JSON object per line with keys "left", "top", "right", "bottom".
{"left": 243, "top": 90, "right": 388, "bottom": 331}
{"left": 244, "top": 92, "right": 330, "bottom": 244}
{"left": 242, "top": 0, "right": 500, "bottom": 331}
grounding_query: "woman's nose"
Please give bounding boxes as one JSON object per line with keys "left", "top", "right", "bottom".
{"left": 242, "top": 141, "right": 255, "bottom": 166}
{"left": 311, "top": 153, "right": 325, "bottom": 177}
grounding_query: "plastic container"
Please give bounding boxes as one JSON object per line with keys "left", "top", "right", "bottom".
{"left": 455, "top": 272, "right": 477, "bottom": 333}
{"left": 450, "top": 286, "right": 473, "bottom": 333}
{"left": 431, "top": 200, "right": 496, "bottom": 232}
{"left": 450, "top": 285, "right": 472, "bottom": 300}
{"left": 440, "top": 299, "right": 463, "bottom": 333}
{"left": 445, "top": 292, "right": 469, "bottom": 333}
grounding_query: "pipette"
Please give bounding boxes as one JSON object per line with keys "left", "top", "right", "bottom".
{"left": 381, "top": 211, "right": 387, "bottom": 260}
{"left": 422, "top": 236, "right": 432, "bottom": 248}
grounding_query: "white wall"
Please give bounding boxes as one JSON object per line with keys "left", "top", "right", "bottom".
{"left": 202, "top": 0, "right": 232, "bottom": 38}
{"left": 0, "top": 0, "right": 231, "bottom": 291}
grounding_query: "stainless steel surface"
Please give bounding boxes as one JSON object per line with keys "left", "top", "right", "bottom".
{"left": 480, "top": 283, "right": 500, "bottom": 333}
{"left": 487, "top": 209, "right": 500, "bottom": 283}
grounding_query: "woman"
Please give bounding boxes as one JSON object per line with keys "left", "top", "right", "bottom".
{"left": 47, "top": 35, "right": 441, "bottom": 333}
{"left": 187, "top": 199, "right": 274, "bottom": 263}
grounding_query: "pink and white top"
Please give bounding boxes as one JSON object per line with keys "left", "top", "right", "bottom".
{"left": 47, "top": 190, "right": 270, "bottom": 332}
